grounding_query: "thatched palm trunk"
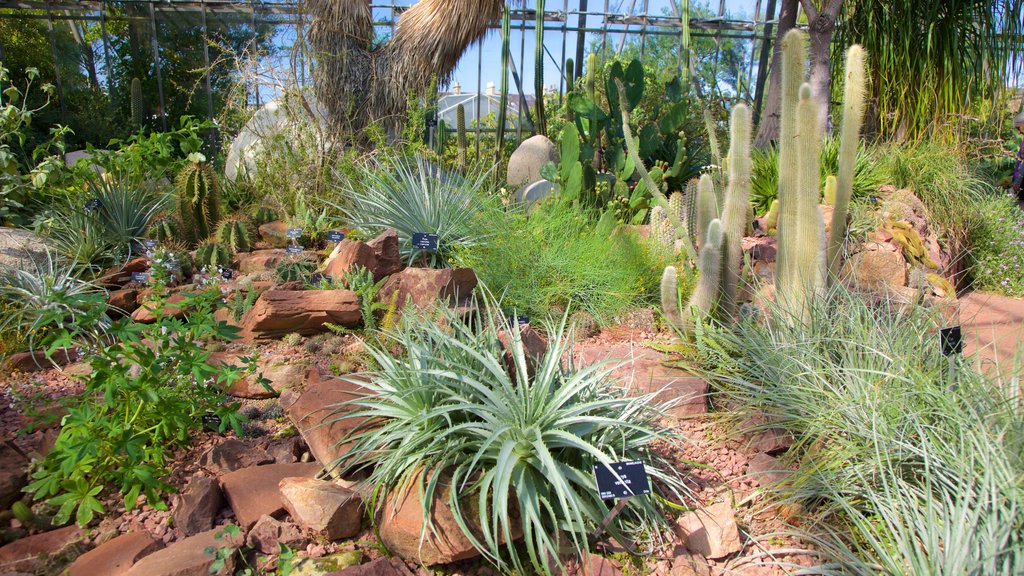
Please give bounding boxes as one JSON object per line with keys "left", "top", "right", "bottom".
{"left": 306, "top": 0, "right": 503, "bottom": 138}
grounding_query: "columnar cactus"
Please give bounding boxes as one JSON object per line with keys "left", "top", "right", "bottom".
{"left": 456, "top": 104, "right": 467, "bottom": 169}
{"left": 254, "top": 206, "right": 278, "bottom": 227}
{"left": 217, "top": 216, "right": 254, "bottom": 253}
{"left": 195, "top": 239, "right": 231, "bottom": 269}
{"left": 773, "top": 29, "right": 806, "bottom": 299}
{"left": 131, "top": 77, "right": 144, "bottom": 127}
{"left": 176, "top": 156, "right": 221, "bottom": 246}
{"left": 719, "top": 104, "right": 752, "bottom": 320}
{"left": 650, "top": 205, "right": 675, "bottom": 251}
{"left": 661, "top": 219, "right": 725, "bottom": 337}
{"left": 695, "top": 174, "right": 718, "bottom": 251}
{"left": 827, "top": 45, "right": 867, "bottom": 281}
{"left": 668, "top": 191, "right": 686, "bottom": 228}
{"left": 765, "top": 199, "right": 780, "bottom": 233}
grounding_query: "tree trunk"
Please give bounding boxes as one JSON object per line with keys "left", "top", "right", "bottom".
{"left": 753, "top": 0, "right": 799, "bottom": 148}
{"left": 803, "top": 0, "right": 843, "bottom": 134}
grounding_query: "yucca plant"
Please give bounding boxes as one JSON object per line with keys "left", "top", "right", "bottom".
{"left": 0, "top": 250, "right": 110, "bottom": 355}
{"left": 45, "top": 207, "right": 117, "bottom": 272}
{"left": 330, "top": 301, "right": 688, "bottom": 574}
{"left": 332, "top": 154, "right": 495, "bottom": 268}
{"left": 85, "top": 173, "right": 168, "bottom": 254}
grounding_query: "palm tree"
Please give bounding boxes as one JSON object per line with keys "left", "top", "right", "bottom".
{"left": 305, "top": 0, "right": 503, "bottom": 138}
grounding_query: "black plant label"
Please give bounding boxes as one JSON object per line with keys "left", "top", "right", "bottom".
{"left": 131, "top": 272, "right": 149, "bottom": 284}
{"left": 286, "top": 245, "right": 304, "bottom": 255}
{"left": 940, "top": 326, "right": 963, "bottom": 356}
{"left": 84, "top": 198, "right": 102, "bottom": 211}
{"left": 593, "top": 460, "right": 650, "bottom": 500}
{"left": 287, "top": 228, "right": 303, "bottom": 239}
{"left": 326, "top": 231, "right": 345, "bottom": 243}
{"left": 412, "top": 233, "right": 439, "bottom": 251}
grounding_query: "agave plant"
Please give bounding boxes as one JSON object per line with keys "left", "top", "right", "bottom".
{"left": 85, "top": 172, "right": 168, "bottom": 255}
{"left": 0, "top": 250, "right": 110, "bottom": 355}
{"left": 330, "top": 300, "right": 688, "bottom": 574}
{"left": 332, "top": 154, "right": 495, "bottom": 268}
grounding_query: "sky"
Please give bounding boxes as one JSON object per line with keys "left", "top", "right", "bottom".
{"left": 368, "top": 0, "right": 761, "bottom": 95}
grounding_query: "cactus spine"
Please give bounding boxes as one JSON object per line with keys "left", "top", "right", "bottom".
{"left": 719, "top": 104, "right": 752, "bottom": 321}
{"left": 195, "top": 240, "right": 231, "bottom": 269}
{"left": 217, "top": 217, "right": 253, "bottom": 253}
{"left": 827, "top": 45, "right": 867, "bottom": 282}
{"left": 130, "top": 77, "right": 144, "bottom": 127}
{"left": 456, "top": 104, "right": 467, "bottom": 169}
{"left": 668, "top": 192, "right": 686, "bottom": 227}
{"left": 176, "top": 158, "right": 221, "bottom": 246}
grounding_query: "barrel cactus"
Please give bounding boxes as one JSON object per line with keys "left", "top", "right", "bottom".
{"left": 254, "top": 206, "right": 279, "bottom": 227}
{"left": 147, "top": 213, "right": 182, "bottom": 244}
{"left": 195, "top": 239, "right": 232, "bottom": 269}
{"left": 217, "top": 216, "right": 254, "bottom": 253}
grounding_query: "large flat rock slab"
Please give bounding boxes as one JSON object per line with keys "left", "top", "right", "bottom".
{"left": 959, "top": 291, "right": 1024, "bottom": 375}
{"left": 574, "top": 344, "right": 708, "bottom": 416}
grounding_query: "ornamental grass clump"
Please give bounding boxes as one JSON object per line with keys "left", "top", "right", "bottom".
{"left": 329, "top": 302, "right": 688, "bottom": 574}
{"left": 689, "top": 285, "right": 1024, "bottom": 574}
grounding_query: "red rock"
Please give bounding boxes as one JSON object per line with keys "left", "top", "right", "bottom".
{"left": 376, "top": 267, "right": 477, "bottom": 311}
{"left": 258, "top": 221, "right": 290, "bottom": 248}
{"left": 278, "top": 477, "right": 362, "bottom": 540}
{"left": 66, "top": 531, "right": 163, "bottom": 576}
{"left": 245, "top": 515, "right": 305, "bottom": 555}
{"left": 746, "top": 453, "right": 791, "bottom": 487}
{"left": 496, "top": 326, "right": 548, "bottom": 382}
{"left": 326, "top": 558, "right": 412, "bottom": 576}
{"left": 670, "top": 547, "right": 710, "bottom": 576}
{"left": 123, "top": 527, "right": 242, "bottom": 576}
{"left": 98, "top": 257, "right": 149, "bottom": 288}
{"left": 575, "top": 346, "right": 707, "bottom": 416}
{"left": 237, "top": 249, "right": 316, "bottom": 274}
{"left": 0, "top": 446, "right": 28, "bottom": 510}
{"left": 199, "top": 439, "right": 273, "bottom": 475}
{"left": 1, "top": 347, "right": 80, "bottom": 373}
{"left": 131, "top": 293, "right": 188, "bottom": 323}
{"left": 279, "top": 370, "right": 373, "bottom": 471}
{"left": 740, "top": 414, "right": 793, "bottom": 454}
{"left": 842, "top": 249, "right": 907, "bottom": 290}
{"left": 108, "top": 288, "right": 140, "bottom": 317}
{"left": 366, "top": 229, "right": 402, "bottom": 279}
{"left": 324, "top": 241, "right": 376, "bottom": 280}
{"left": 238, "top": 290, "right": 360, "bottom": 340}
{"left": 0, "top": 525, "right": 84, "bottom": 574}
{"left": 267, "top": 437, "right": 304, "bottom": 465}
{"left": 219, "top": 462, "right": 321, "bottom": 529}
{"left": 583, "top": 556, "right": 622, "bottom": 576}
{"left": 675, "top": 501, "right": 742, "bottom": 559}
{"left": 173, "top": 475, "right": 224, "bottom": 536}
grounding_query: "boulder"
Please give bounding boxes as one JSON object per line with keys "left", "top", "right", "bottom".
{"left": 218, "top": 353, "right": 310, "bottom": 399}
{"left": 323, "top": 229, "right": 402, "bottom": 284}
{"left": 376, "top": 268, "right": 477, "bottom": 311}
{"left": 123, "top": 527, "right": 243, "bottom": 576}
{"left": 842, "top": 249, "right": 907, "bottom": 290}
{"left": 173, "top": 475, "right": 224, "bottom": 536}
{"left": 66, "top": 531, "right": 163, "bottom": 576}
{"left": 674, "top": 501, "right": 742, "bottom": 559}
{"left": 238, "top": 249, "right": 315, "bottom": 273}
{"left": 267, "top": 437, "right": 304, "bottom": 465}
{"left": 238, "top": 290, "right": 361, "bottom": 340}
{"left": 325, "top": 557, "right": 412, "bottom": 576}
{"left": 0, "top": 525, "right": 84, "bottom": 574}
{"left": 246, "top": 515, "right": 305, "bottom": 555}
{"left": 378, "top": 474, "right": 520, "bottom": 566}
{"left": 496, "top": 325, "right": 548, "bottom": 382}
{"left": 507, "top": 135, "right": 557, "bottom": 187}
{"left": 278, "top": 477, "right": 362, "bottom": 540}
{"left": 2, "top": 347, "right": 80, "bottom": 373}
{"left": 740, "top": 414, "right": 794, "bottom": 455}
{"left": 279, "top": 370, "right": 373, "bottom": 472}
{"left": 97, "top": 258, "right": 149, "bottom": 288}
{"left": 199, "top": 439, "right": 274, "bottom": 475}
{"left": 0, "top": 444, "right": 29, "bottom": 509}
{"left": 219, "top": 462, "right": 321, "bottom": 529}
{"left": 258, "top": 221, "right": 290, "bottom": 248}
{"left": 108, "top": 288, "right": 140, "bottom": 317}
{"left": 745, "top": 453, "right": 791, "bottom": 487}
{"left": 131, "top": 293, "right": 189, "bottom": 323}
{"left": 575, "top": 346, "right": 707, "bottom": 416}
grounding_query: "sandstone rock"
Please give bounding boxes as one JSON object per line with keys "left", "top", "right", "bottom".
{"left": 238, "top": 249, "right": 314, "bottom": 273}
{"left": 496, "top": 325, "right": 547, "bottom": 382}
{"left": 740, "top": 414, "right": 793, "bottom": 455}
{"left": 280, "top": 371, "right": 373, "bottom": 472}
{"left": 131, "top": 293, "right": 189, "bottom": 323}
{"left": 219, "top": 462, "right": 321, "bottom": 529}
{"left": 675, "top": 501, "right": 742, "bottom": 559}
{"left": 108, "top": 288, "right": 140, "bottom": 317}
{"left": 376, "top": 268, "right": 477, "bottom": 311}
{"left": 0, "top": 525, "right": 84, "bottom": 574}
{"left": 246, "top": 515, "right": 305, "bottom": 555}
{"left": 98, "top": 257, "right": 149, "bottom": 288}
{"left": 669, "top": 547, "right": 711, "bottom": 576}
{"left": 507, "top": 135, "right": 557, "bottom": 186}
{"left": 378, "top": 475, "right": 519, "bottom": 566}
{"left": 267, "top": 437, "right": 304, "bottom": 465}
{"left": 323, "top": 229, "right": 401, "bottom": 284}
{"left": 279, "top": 477, "right": 362, "bottom": 540}
{"left": 746, "top": 453, "right": 791, "bottom": 487}
{"left": 259, "top": 221, "right": 290, "bottom": 248}
{"left": 123, "top": 527, "right": 242, "bottom": 576}
{"left": 173, "top": 476, "right": 224, "bottom": 536}
{"left": 66, "top": 531, "right": 163, "bottom": 576}
{"left": 325, "top": 557, "right": 412, "bottom": 576}
{"left": 2, "top": 348, "right": 80, "bottom": 373}
{"left": 576, "top": 346, "right": 707, "bottom": 416}
{"left": 200, "top": 439, "right": 274, "bottom": 475}
{"left": 583, "top": 556, "right": 622, "bottom": 576}
{"left": 842, "top": 250, "right": 907, "bottom": 290}
{"left": 0, "top": 445, "right": 28, "bottom": 510}
{"left": 238, "top": 290, "right": 360, "bottom": 339}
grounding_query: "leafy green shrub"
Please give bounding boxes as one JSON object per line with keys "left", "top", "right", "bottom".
{"left": 690, "top": 286, "right": 1023, "bottom": 574}
{"left": 968, "top": 191, "right": 1024, "bottom": 295}
{"left": 456, "top": 197, "right": 673, "bottom": 324}
{"left": 332, "top": 303, "right": 686, "bottom": 574}
{"left": 333, "top": 154, "right": 496, "bottom": 268}
{"left": 750, "top": 138, "right": 883, "bottom": 215}
{"left": 25, "top": 288, "right": 249, "bottom": 526}
{"left": 0, "top": 251, "right": 109, "bottom": 354}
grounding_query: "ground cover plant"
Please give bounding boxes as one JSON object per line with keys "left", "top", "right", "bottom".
{"left": 330, "top": 302, "right": 689, "bottom": 575}
{"left": 689, "top": 286, "right": 1024, "bottom": 574}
